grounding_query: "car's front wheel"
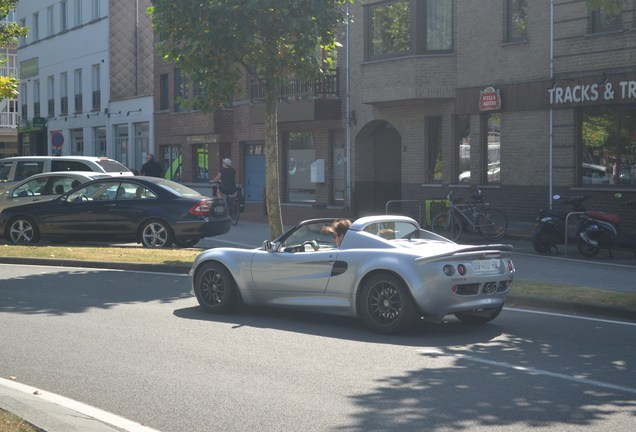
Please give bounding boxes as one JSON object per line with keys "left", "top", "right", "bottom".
{"left": 358, "top": 273, "right": 417, "bottom": 334}
{"left": 7, "top": 217, "right": 40, "bottom": 245}
{"left": 454, "top": 304, "right": 503, "bottom": 324}
{"left": 193, "top": 262, "right": 237, "bottom": 313}
{"left": 140, "top": 219, "right": 173, "bottom": 248}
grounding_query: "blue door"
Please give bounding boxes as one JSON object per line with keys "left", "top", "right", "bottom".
{"left": 244, "top": 153, "right": 266, "bottom": 202}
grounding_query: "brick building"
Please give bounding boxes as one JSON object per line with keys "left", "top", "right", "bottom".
{"left": 155, "top": 0, "right": 636, "bottom": 226}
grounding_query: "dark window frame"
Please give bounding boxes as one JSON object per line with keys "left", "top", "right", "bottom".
{"left": 505, "top": 0, "right": 528, "bottom": 43}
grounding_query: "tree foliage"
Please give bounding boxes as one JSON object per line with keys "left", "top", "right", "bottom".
{"left": 586, "top": 0, "right": 625, "bottom": 14}
{"left": 150, "top": 0, "right": 348, "bottom": 237}
{"left": 0, "top": 0, "right": 27, "bottom": 99}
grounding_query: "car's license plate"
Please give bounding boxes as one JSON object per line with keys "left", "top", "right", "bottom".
{"left": 472, "top": 259, "right": 500, "bottom": 272}
{"left": 214, "top": 206, "right": 225, "bottom": 213}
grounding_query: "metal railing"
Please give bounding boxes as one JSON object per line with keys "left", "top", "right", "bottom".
{"left": 250, "top": 68, "right": 339, "bottom": 101}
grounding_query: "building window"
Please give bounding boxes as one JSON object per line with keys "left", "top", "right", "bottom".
{"left": 590, "top": 6, "right": 622, "bottom": 33}
{"left": 365, "top": 0, "right": 453, "bottom": 60}
{"left": 162, "top": 145, "right": 182, "bottom": 181}
{"left": 92, "top": 0, "right": 100, "bottom": 20}
{"left": 74, "top": 68, "right": 82, "bottom": 113}
{"left": 47, "top": 75, "right": 55, "bottom": 118}
{"left": 94, "top": 126, "right": 106, "bottom": 157}
{"left": 91, "top": 63, "right": 100, "bottom": 111}
{"left": 286, "top": 132, "right": 316, "bottom": 202}
{"left": 367, "top": 0, "right": 411, "bottom": 58}
{"left": 580, "top": 106, "right": 636, "bottom": 186}
{"left": 159, "top": 74, "right": 169, "bottom": 111}
{"left": 455, "top": 115, "right": 471, "bottom": 183}
{"left": 60, "top": 0, "right": 68, "bottom": 31}
{"left": 71, "top": 128, "right": 83, "bottom": 155}
{"left": 33, "top": 79, "right": 40, "bottom": 118}
{"left": 174, "top": 68, "right": 187, "bottom": 112}
{"left": 114, "top": 124, "right": 128, "bottom": 167}
{"left": 47, "top": 6, "right": 54, "bottom": 36}
{"left": 60, "top": 72, "right": 68, "bottom": 115}
{"left": 505, "top": 0, "right": 527, "bottom": 42}
{"left": 134, "top": 122, "right": 149, "bottom": 172}
{"left": 194, "top": 144, "right": 209, "bottom": 182}
{"left": 20, "top": 83, "right": 27, "bottom": 119}
{"left": 484, "top": 113, "right": 501, "bottom": 184}
{"left": 32, "top": 13, "right": 39, "bottom": 41}
{"left": 74, "top": 0, "right": 82, "bottom": 26}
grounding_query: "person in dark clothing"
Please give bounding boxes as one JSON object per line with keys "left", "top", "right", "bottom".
{"left": 140, "top": 154, "right": 163, "bottom": 177}
{"left": 209, "top": 158, "right": 236, "bottom": 197}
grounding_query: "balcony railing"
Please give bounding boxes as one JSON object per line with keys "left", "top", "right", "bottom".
{"left": 250, "top": 68, "right": 339, "bottom": 101}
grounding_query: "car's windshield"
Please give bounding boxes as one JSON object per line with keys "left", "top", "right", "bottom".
{"left": 279, "top": 221, "right": 335, "bottom": 250}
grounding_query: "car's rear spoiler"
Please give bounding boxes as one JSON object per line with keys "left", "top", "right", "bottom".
{"left": 415, "top": 244, "right": 514, "bottom": 263}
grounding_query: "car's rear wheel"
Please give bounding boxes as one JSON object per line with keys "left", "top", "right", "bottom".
{"left": 194, "top": 262, "right": 237, "bottom": 313}
{"left": 7, "top": 217, "right": 40, "bottom": 245}
{"left": 359, "top": 273, "right": 416, "bottom": 334}
{"left": 454, "top": 304, "right": 503, "bottom": 324}
{"left": 140, "top": 219, "right": 173, "bottom": 248}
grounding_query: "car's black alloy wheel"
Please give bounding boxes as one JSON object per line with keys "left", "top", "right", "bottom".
{"left": 194, "top": 262, "right": 237, "bottom": 313}
{"left": 359, "top": 273, "right": 415, "bottom": 334}
{"left": 7, "top": 217, "right": 40, "bottom": 245}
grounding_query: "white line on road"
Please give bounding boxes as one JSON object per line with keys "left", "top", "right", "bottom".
{"left": 416, "top": 349, "right": 636, "bottom": 395}
{"left": 505, "top": 307, "right": 636, "bottom": 326}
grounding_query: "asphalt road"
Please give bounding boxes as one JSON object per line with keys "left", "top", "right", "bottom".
{"left": 1, "top": 263, "right": 635, "bottom": 432}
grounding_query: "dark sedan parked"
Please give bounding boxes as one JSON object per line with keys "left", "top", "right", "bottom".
{"left": 0, "top": 176, "right": 231, "bottom": 248}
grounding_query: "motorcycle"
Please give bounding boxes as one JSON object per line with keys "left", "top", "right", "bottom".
{"left": 577, "top": 194, "right": 636, "bottom": 258}
{"left": 532, "top": 194, "right": 591, "bottom": 254}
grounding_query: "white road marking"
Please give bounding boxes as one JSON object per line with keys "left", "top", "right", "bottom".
{"left": 505, "top": 307, "right": 636, "bottom": 326}
{"left": 0, "top": 377, "right": 162, "bottom": 432}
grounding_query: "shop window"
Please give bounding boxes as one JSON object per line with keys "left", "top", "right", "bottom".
{"left": 365, "top": 0, "right": 452, "bottom": 60}
{"left": 455, "top": 115, "right": 471, "bottom": 183}
{"left": 505, "top": 0, "right": 527, "bottom": 42}
{"left": 427, "top": 116, "right": 443, "bottom": 183}
{"left": 162, "top": 145, "right": 182, "bottom": 181}
{"left": 286, "top": 132, "right": 316, "bottom": 202}
{"left": 194, "top": 143, "right": 209, "bottom": 182}
{"left": 581, "top": 106, "right": 636, "bottom": 186}
{"left": 484, "top": 113, "right": 501, "bottom": 184}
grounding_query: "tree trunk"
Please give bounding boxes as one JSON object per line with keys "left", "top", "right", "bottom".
{"left": 264, "top": 82, "right": 284, "bottom": 239}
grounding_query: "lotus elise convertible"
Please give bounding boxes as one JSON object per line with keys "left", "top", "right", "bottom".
{"left": 190, "top": 215, "right": 515, "bottom": 334}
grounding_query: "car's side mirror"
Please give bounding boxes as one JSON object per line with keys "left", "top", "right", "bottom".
{"left": 263, "top": 240, "right": 273, "bottom": 251}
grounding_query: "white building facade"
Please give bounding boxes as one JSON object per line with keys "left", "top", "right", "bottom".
{"left": 0, "top": 9, "right": 19, "bottom": 158}
{"left": 16, "top": 0, "right": 154, "bottom": 173}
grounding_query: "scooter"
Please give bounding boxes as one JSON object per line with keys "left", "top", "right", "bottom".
{"left": 532, "top": 194, "right": 591, "bottom": 254}
{"left": 577, "top": 194, "right": 636, "bottom": 258}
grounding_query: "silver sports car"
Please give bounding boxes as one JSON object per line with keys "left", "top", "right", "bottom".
{"left": 190, "top": 215, "right": 515, "bottom": 334}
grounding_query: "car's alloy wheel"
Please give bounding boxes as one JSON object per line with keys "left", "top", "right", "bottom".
{"left": 359, "top": 273, "right": 416, "bottom": 334}
{"left": 140, "top": 219, "right": 173, "bottom": 248}
{"left": 454, "top": 304, "right": 503, "bottom": 324}
{"left": 8, "top": 217, "right": 40, "bottom": 245}
{"left": 194, "top": 262, "right": 237, "bottom": 313}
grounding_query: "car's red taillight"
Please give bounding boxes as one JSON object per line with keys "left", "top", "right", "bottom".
{"left": 457, "top": 264, "right": 467, "bottom": 276}
{"left": 189, "top": 200, "right": 211, "bottom": 216}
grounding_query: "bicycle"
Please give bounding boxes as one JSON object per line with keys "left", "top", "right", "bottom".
{"left": 430, "top": 188, "right": 508, "bottom": 241}
{"left": 211, "top": 181, "right": 239, "bottom": 225}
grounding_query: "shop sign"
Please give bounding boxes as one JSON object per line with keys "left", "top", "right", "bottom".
{"left": 32, "top": 117, "right": 46, "bottom": 128}
{"left": 20, "top": 58, "right": 39, "bottom": 79}
{"left": 479, "top": 87, "right": 501, "bottom": 111}
{"left": 549, "top": 80, "right": 636, "bottom": 106}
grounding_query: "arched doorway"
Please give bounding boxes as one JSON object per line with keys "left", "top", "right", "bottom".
{"left": 354, "top": 120, "right": 402, "bottom": 215}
